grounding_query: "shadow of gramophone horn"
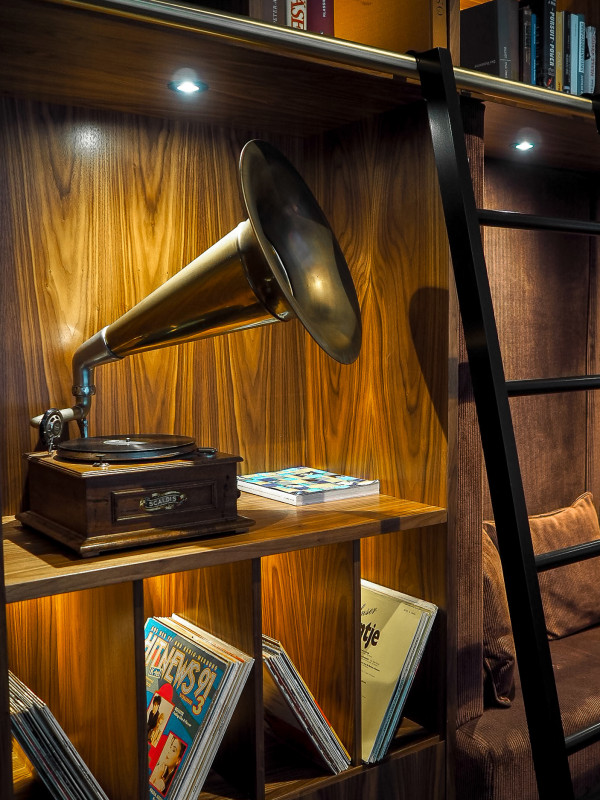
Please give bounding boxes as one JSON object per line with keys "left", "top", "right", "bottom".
{"left": 31, "top": 139, "right": 362, "bottom": 442}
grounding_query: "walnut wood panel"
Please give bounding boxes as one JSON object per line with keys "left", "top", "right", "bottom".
{"left": 144, "top": 561, "right": 263, "bottom": 798}
{"left": 483, "top": 158, "right": 594, "bottom": 516}
{"left": 3, "top": 496, "right": 446, "bottom": 602}
{"left": 261, "top": 542, "right": 358, "bottom": 761}
{"left": 0, "top": 1, "right": 414, "bottom": 137}
{"left": 302, "top": 105, "right": 449, "bottom": 508}
{"left": 6, "top": 583, "right": 140, "bottom": 800}
{"left": 0, "top": 96, "right": 448, "bottom": 519}
{"left": 0, "top": 97, "right": 307, "bottom": 513}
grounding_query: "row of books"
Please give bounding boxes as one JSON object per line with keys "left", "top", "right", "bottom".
{"left": 461, "top": 0, "right": 597, "bottom": 96}
{"left": 9, "top": 582, "right": 437, "bottom": 798}
{"left": 249, "top": 0, "right": 333, "bottom": 35}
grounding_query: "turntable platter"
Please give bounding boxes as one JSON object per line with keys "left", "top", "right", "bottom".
{"left": 57, "top": 433, "right": 199, "bottom": 463}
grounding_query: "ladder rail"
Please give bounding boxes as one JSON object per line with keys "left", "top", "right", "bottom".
{"left": 416, "top": 47, "right": 577, "bottom": 800}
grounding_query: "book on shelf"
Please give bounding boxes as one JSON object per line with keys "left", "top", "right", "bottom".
{"left": 145, "top": 615, "right": 254, "bottom": 800}
{"left": 584, "top": 25, "right": 597, "bottom": 95}
{"left": 360, "top": 579, "right": 437, "bottom": 764}
{"left": 9, "top": 670, "right": 110, "bottom": 800}
{"left": 262, "top": 634, "right": 351, "bottom": 774}
{"left": 307, "top": 0, "right": 333, "bottom": 36}
{"left": 555, "top": 9, "right": 564, "bottom": 91}
{"left": 531, "top": 10, "right": 537, "bottom": 84}
{"left": 460, "top": 0, "right": 520, "bottom": 81}
{"left": 237, "top": 466, "right": 380, "bottom": 505}
{"left": 527, "top": 0, "right": 556, "bottom": 89}
{"left": 248, "top": 0, "right": 333, "bottom": 34}
{"left": 248, "top": 0, "right": 283, "bottom": 25}
{"left": 567, "top": 11, "right": 586, "bottom": 95}
{"left": 519, "top": 4, "right": 533, "bottom": 83}
{"left": 286, "top": 0, "right": 307, "bottom": 30}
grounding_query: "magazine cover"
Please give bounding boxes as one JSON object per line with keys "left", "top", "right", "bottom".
{"left": 144, "top": 618, "right": 230, "bottom": 799}
{"left": 237, "top": 466, "right": 379, "bottom": 505}
{"left": 360, "top": 580, "right": 437, "bottom": 763}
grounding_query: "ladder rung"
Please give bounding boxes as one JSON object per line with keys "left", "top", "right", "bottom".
{"left": 535, "top": 540, "right": 600, "bottom": 572}
{"left": 477, "top": 208, "right": 600, "bottom": 236}
{"left": 506, "top": 376, "right": 600, "bottom": 396}
{"left": 565, "top": 721, "right": 600, "bottom": 755}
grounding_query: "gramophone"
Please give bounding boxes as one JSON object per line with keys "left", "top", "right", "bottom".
{"left": 17, "top": 140, "right": 362, "bottom": 557}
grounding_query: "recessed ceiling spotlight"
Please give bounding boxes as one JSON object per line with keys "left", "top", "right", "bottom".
{"left": 513, "top": 140, "right": 535, "bottom": 151}
{"left": 168, "top": 68, "right": 208, "bottom": 96}
{"left": 168, "top": 79, "right": 208, "bottom": 94}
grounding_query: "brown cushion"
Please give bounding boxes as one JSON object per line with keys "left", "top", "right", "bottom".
{"left": 529, "top": 492, "right": 600, "bottom": 639}
{"left": 481, "top": 492, "right": 600, "bottom": 707}
{"left": 483, "top": 493, "right": 600, "bottom": 641}
{"left": 482, "top": 529, "right": 516, "bottom": 707}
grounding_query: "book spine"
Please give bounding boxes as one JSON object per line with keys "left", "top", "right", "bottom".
{"left": 541, "top": 0, "right": 556, "bottom": 88}
{"left": 520, "top": 5, "right": 532, "bottom": 84}
{"left": 307, "top": 0, "right": 333, "bottom": 35}
{"left": 555, "top": 10, "right": 563, "bottom": 91}
{"left": 569, "top": 12, "right": 579, "bottom": 93}
{"left": 248, "top": 0, "right": 281, "bottom": 25}
{"left": 578, "top": 15, "right": 586, "bottom": 95}
{"left": 287, "top": 0, "right": 307, "bottom": 30}
{"left": 564, "top": 11, "right": 571, "bottom": 94}
{"left": 584, "top": 26, "right": 596, "bottom": 95}
{"left": 531, "top": 12, "right": 537, "bottom": 84}
{"left": 497, "top": 0, "right": 511, "bottom": 79}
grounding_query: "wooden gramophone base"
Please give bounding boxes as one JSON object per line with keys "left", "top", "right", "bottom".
{"left": 18, "top": 449, "right": 252, "bottom": 557}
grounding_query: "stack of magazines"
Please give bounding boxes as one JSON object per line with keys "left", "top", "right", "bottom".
{"left": 262, "top": 634, "right": 351, "bottom": 774}
{"left": 360, "top": 579, "right": 437, "bottom": 763}
{"left": 9, "top": 670, "right": 109, "bottom": 800}
{"left": 145, "top": 614, "right": 254, "bottom": 800}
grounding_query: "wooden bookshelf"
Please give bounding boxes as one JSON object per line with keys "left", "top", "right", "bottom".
{"left": 2, "top": 2, "right": 598, "bottom": 800}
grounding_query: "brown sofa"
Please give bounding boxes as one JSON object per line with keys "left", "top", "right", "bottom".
{"left": 455, "top": 493, "right": 600, "bottom": 799}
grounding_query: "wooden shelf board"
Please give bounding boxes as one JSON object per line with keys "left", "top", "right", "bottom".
{"left": 2, "top": 2, "right": 599, "bottom": 169}
{"left": 197, "top": 721, "right": 440, "bottom": 800}
{"left": 3, "top": 495, "right": 446, "bottom": 603}
{"left": 0, "top": 0, "right": 417, "bottom": 137}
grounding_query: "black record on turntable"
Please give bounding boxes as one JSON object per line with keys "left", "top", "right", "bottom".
{"left": 56, "top": 433, "right": 198, "bottom": 463}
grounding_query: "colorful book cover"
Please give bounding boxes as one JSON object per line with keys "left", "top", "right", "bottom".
{"left": 144, "top": 618, "right": 230, "bottom": 799}
{"left": 237, "top": 467, "right": 379, "bottom": 505}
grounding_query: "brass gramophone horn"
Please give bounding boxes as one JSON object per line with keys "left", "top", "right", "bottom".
{"left": 31, "top": 140, "right": 362, "bottom": 445}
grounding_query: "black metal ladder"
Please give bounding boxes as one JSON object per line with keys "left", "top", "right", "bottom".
{"left": 415, "top": 47, "right": 600, "bottom": 800}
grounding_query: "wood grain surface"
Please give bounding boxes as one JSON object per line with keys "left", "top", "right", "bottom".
{"left": 483, "top": 158, "right": 596, "bottom": 517}
{"left": 0, "top": 96, "right": 448, "bottom": 515}
{"left": 3, "top": 495, "right": 446, "bottom": 602}
{"left": 262, "top": 542, "right": 359, "bottom": 759}
{"left": 0, "top": 10, "right": 451, "bottom": 799}
{"left": 6, "top": 584, "right": 140, "bottom": 799}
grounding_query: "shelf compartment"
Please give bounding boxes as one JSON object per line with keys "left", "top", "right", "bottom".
{"left": 3, "top": 495, "right": 446, "bottom": 603}
{"left": 6, "top": 583, "right": 142, "bottom": 799}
